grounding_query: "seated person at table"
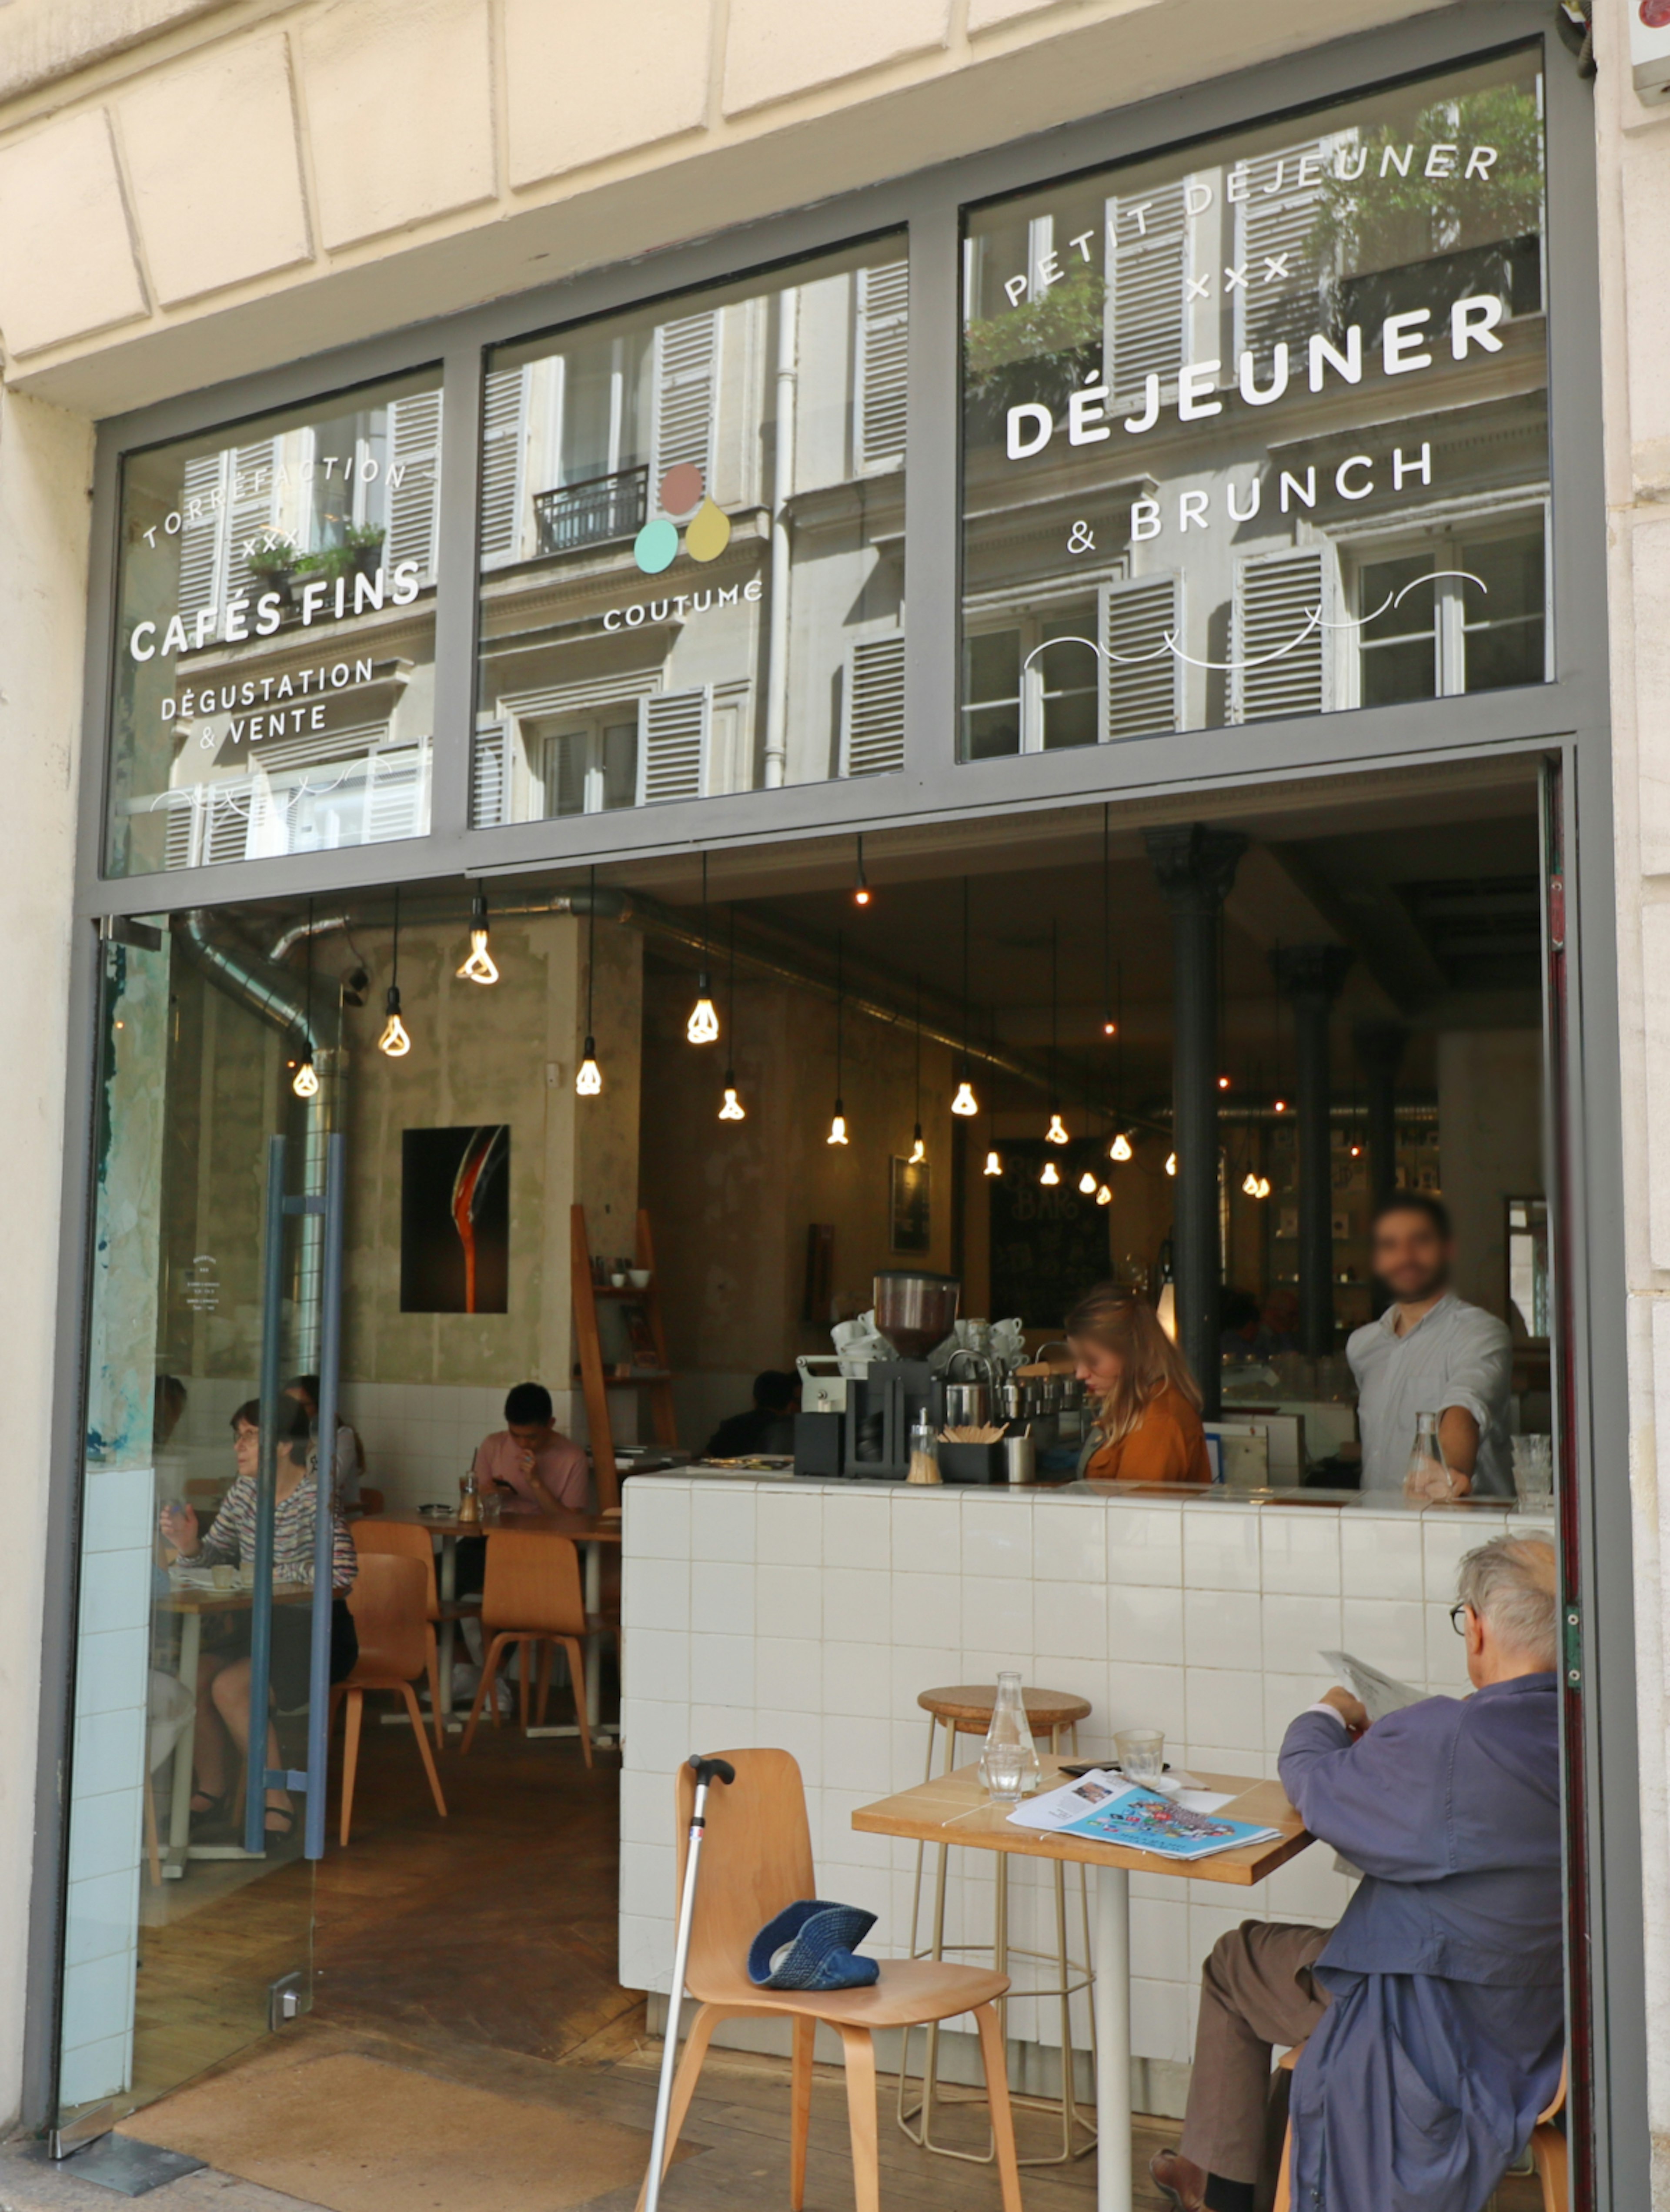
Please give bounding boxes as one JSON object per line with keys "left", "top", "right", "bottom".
{"left": 158, "top": 1398, "right": 359, "bottom": 1837}
{"left": 472, "top": 1382, "right": 591, "bottom": 1513}
{"left": 1067, "top": 1285, "right": 1211, "bottom": 1483}
{"left": 284, "top": 1372, "right": 364, "bottom": 1510}
{"left": 704, "top": 1369, "right": 800, "bottom": 1458}
{"left": 1150, "top": 1534, "right": 1562, "bottom": 2212}
{"left": 1350, "top": 1191, "right": 1514, "bottom": 1499}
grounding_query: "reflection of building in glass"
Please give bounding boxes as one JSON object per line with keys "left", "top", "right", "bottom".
{"left": 473, "top": 242, "right": 908, "bottom": 824}
{"left": 110, "top": 378, "right": 443, "bottom": 875}
{"left": 960, "top": 54, "right": 1547, "bottom": 760}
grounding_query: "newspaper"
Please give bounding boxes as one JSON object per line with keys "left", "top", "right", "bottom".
{"left": 1316, "top": 1649, "right": 1424, "bottom": 1877}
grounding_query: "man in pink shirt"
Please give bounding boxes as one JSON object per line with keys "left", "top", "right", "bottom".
{"left": 471, "top": 1382, "right": 592, "bottom": 1514}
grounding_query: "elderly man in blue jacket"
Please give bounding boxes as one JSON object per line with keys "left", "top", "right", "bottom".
{"left": 1151, "top": 1532, "right": 1563, "bottom": 2212}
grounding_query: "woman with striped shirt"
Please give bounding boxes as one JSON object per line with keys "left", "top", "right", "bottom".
{"left": 160, "top": 1397, "right": 358, "bottom": 1838}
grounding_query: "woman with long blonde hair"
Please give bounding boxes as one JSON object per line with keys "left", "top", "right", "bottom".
{"left": 1065, "top": 1284, "right": 1211, "bottom": 1484}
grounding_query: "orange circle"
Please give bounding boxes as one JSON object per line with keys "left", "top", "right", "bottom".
{"left": 658, "top": 463, "right": 704, "bottom": 517}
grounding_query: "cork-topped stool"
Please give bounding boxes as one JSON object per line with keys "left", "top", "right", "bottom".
{"left": 898, "top": 1683, "right": 1097, "bottom": 2167}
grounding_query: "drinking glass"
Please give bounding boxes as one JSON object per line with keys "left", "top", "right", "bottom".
{"left": 979, "top": 1744, "right": 1029, "bottom": 1803}
{"left": 1115, "top": 1727, "right": 1165, "bottom": 1783}
{"left": 1512, "top": 1434, "right": 1555, "bottom": 1506}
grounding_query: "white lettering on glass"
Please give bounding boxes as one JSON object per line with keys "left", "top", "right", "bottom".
{"left": 1131, "top": 499, "right": 1162, "bottom": 541}
{"left": 1451, "top": 293, "right": 1506, "bottom": 357}
{"left": 1335, "top": 456, "right": 1374, "bottom": 500}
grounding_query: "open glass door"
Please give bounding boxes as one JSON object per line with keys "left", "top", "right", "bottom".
{"left": 53, "top": 916, "right": 345, "bottom": 2150}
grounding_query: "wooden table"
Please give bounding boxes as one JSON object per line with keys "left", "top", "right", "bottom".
{"left": 853, "top": 1761, "right": 1313, "bottom": 2212}
{"left": 374, "top": 1507, "right": 622, "bottom": 1735}
{"left": 157, "top": 1582, "right": 311, "bottom": 1875}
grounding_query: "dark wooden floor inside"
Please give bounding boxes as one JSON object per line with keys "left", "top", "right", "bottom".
{"left": 135, "top": 1704, "right": 1544, "bottom": 2212}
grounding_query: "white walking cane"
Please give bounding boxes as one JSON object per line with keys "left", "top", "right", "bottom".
{"left": 643, "top": 1754, "right": 735, "bottom": 2212}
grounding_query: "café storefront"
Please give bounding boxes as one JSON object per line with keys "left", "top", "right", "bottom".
{"left": 32, "top": 4, "right": 1638, "bottom": 2204}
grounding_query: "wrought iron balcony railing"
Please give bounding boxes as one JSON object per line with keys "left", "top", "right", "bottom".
{"left": 533, "top": 464, "right": 649, "bottom": 556}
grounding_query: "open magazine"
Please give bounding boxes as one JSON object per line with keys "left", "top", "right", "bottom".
{"left": 1006, "top": 1769, "right": 1280, "bottom": 1864}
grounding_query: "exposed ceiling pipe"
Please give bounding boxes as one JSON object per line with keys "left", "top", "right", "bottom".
{"left": 177, "top": 910, "right": 337, "bottom": 1054}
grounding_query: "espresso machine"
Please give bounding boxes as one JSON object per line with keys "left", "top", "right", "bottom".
{"left": 794, "top": 1269, "right": 959, "bottom": 1479}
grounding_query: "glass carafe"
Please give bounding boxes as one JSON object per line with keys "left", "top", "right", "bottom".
{"left": 979, "top": 1670, "right": 1040, "bottom": 1803}
{"left": 1403, "top": 1411, "right": 1458, "bottom": 1501}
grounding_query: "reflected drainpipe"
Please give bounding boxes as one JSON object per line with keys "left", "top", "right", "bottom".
{"left": 175, "top": 911, "right": 343, "bottom": 1363}
{"left": 763, "top": 287, "right": 798, "bottom": 790}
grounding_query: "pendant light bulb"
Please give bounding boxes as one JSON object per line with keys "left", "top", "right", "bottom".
{"left": 853, "top": 833, "right": 871, "bottom": 907}
{"left": 1165, "top": 1151, "right": 1177, "bottom": 1177}
{"left": 575, "top": 1037, "right": 603, "bottom": 1096}
{"left": 1256, "top": 1175, "right": 1273, "bottom": 1199}
{"left": 1217, "top": 1074, "right": 1231, "bottom": 1091}
{"left": 1078, "top": 1168, "right": 1099, "bottom": 1195}
{"left": 1096, "top": 1183, "right": 1113, "bottom": 1206}
{"left": 687, "top": 979, "right": 721, "bottom": 1045}
{"left": 1039, "top": 1159, "right": 1061, "bottom": 1188}
{"left": 719, "top": 1070, "right": 745, "bottom": 1121}
{"left": 1102, "top": 1018, "right": 1117, "bottom": 1037}
{"left": 456, "top": 898, "right": 499, "bottom": 986}
{"left": 292, "top": 1052, "right": 320, "bottom": 1100}
{"left": 952, "top": 1079, "right": 979, "bottom": 1117}
{"left": 1110, "top": 1130, "right": 1133, "bottom": 1163}
{"left": 378, "top": 988, "right": 411, "bottom": 1059}
{"left": 828, "top": 1102, "right": 849, "bottom": 1147}
{"left": 1046, "top": 1111, "right": 1069, "bottom": 1146}
{"left": 909, "top": 1125, "right": 926, "bottom": 1165}
{"left": 1274, "top": 1097, "right": 1286, "bottom": 1114}
{"left": 1242, "top": 1170, "right": 1260, "bottom": 1197}
{"left": 983, "top": 1148, "right": 1002, "bottom": 1178}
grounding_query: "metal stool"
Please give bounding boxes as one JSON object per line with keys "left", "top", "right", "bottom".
{"left": 898, "top": 1684, "right": 1097, "bottom": 2166}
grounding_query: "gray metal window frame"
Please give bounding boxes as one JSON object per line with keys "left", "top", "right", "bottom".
{"left": 31, "top": 7, "right": 1644, "bottom": 2205}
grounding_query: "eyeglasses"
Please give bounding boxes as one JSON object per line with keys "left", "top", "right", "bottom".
{"left": 1449, "top": 1602, "right": 1474, "bottom": 1636}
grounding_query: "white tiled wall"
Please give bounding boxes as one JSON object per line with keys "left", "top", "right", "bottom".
{"left": 619, "top": 1479, "right": 1555, "bottom": 2071}
{"left": 165, "top": 1377, "right": 597, "bottom": 1512}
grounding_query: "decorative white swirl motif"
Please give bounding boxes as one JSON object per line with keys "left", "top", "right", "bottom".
{"left": 1020, "top": 569, "right": 1487, "bottom": 679}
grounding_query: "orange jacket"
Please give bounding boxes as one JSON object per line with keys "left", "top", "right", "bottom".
{"left": 1082, "top": 1385, "right": 1211, "bottom": 1484}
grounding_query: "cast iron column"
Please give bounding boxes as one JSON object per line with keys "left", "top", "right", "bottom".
{"left": 1146, "top": 825, "right": 1248, "bottom": 1419}
{"left": 1353, "top": 1020, "right": 1410, "bottom": 1211}
{"left": 1272, "top": 946, "right": 1354, "bottom": 1359}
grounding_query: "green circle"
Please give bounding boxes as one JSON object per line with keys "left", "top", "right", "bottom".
{"left": 634, "top": 517, "right": 679, "bottom": 575}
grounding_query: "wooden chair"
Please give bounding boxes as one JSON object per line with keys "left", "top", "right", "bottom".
{"left": 637, "top": 1748, "right": 1022, "bottom": 2212}
{"left": 459, "top": 1529, "right": 618, "bottom": 1767}
{"left": 332, "top": 1553, "right": 448, "bottom": 1846}
{"left": 352, "top": 1518, "right": 465, "bottom": 1747}
{"left": 1272, "top": 2043, "right": 1568, "bottom": 2212}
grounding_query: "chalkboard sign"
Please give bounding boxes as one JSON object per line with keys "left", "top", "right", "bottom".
{"left": 989, "top": 1144, "right": 1113, "bottom": 1329}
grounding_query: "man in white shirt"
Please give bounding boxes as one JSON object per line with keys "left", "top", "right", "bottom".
{"left": 1347, "top": 1192, "right": 1514, "bottom": 1498}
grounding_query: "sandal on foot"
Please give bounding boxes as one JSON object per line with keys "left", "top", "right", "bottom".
{"left": 264, "top": 1805, "right": 296, "bottom": 1837}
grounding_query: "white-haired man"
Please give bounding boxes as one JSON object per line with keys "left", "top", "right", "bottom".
{"left": 1152, "top": 1533, "right": 1563, "bottom": 2212}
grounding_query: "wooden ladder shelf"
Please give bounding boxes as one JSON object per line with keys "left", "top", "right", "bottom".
{"left": 571, "top": 1203, "right": 678, "bottom": 1512}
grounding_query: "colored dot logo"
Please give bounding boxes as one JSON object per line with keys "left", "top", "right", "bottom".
{"left": 634, "top": 465, "right": 731, "bottom": 575}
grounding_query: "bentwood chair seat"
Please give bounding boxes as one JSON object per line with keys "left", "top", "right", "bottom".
{"left": 635, "top": 1748, "right": 1022, "bottom": 2212}
{"left": 332, "top": 1552, "right": 448, "bottom": 1845}
{"left": 459, "top": 1528, "right": 619, "bottom": 1767}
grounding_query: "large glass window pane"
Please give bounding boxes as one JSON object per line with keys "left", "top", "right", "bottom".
{"left": 108, "top": 369, "right": 443, "bottom": 877}
{"left": 473, "top": 237, "right": 908, "bottom": 823}
{"left": 960, "top": 50, "right": 1548, "bottom": 758}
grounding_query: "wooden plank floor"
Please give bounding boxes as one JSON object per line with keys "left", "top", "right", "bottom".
{"left": 130, "top": 1703, "right": 1546, "bottom": 2212}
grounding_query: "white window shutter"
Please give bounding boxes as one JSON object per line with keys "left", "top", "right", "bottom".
{"left": 471, "top": 719, "right": 510, "bottom": 827}
{"left": 387, "top": 391, "right": 443, "bottom": 581}
{"left": 366, "top": 743, "right": 430, "bottom": 843}
{"left": 854, "top": 261, "right": 909, "bottom": 475}
{"left": 1099, "top": 575, "right": 1182, "bottom": 742}
{"left": 841, "top": 634, "right": 906, "bottom": 775}
{"left": 1106, "top": 182, "right": 1189, "bottom": 405}
{"left": 651, "top": 312, "right": 718, "bottom": 486}
{"left": 220, "top": 440, "right": 280, "bottom": 602}
{"left": 1232, "top": 547, "right": 1338, "bottom": 722}
{"left": 479, "top": 366, "right": 528, "bottom": 565}
{"left": 637, "top": 687, "right": 709, "bottom": 805}
{"left": 1233, "top": 139, "right": 1333, "bottom": 362}
{"left": 177, "top": 452, "right": 225, "bottom": 620}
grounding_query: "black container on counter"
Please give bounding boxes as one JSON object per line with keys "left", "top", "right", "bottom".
{"left": 936, "top": 1440, "right": 1008, "bottom": 1485}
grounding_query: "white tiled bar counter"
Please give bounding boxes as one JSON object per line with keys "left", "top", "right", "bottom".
{"left": 618, "top": 1477, "right": 1556, "bottom": 2105}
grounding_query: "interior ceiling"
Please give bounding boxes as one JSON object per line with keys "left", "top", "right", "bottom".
{"left": 218, "top": 754, "right": 1545, "bottom": 1114}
